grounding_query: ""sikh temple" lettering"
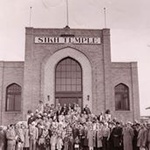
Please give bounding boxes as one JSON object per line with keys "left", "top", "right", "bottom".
{"left": 35, "top": 36, "right": 101, "bottom": 44}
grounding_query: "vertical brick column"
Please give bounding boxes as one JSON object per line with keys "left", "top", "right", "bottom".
{"left": 23, "top": 27, "right": 34, "bottom": 120}
{"left": 101, "top": 29, "right": 112, "bottom": 111}
{"left": 130, "top": 62, "right": 140, "bottom": 121}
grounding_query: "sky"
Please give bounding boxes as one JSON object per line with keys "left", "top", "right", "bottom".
{"left": 0, "top": 0, "right": 150, "bottom": 116}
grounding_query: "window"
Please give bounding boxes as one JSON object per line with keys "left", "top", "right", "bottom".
{"left": 6, "top": 83, "right": 21, "bottom": 111}
{"left": 55, "top": 57, "right": 82, "bottom": 92}
{"left": 115, "top": 83, "right": 129, "bottom": 111}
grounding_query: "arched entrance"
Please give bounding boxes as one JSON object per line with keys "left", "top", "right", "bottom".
{"left": 55, "top": 57, "right": 82, "bottom": 107}
{"left": 43, "top": 47, "right": 92, "bottom": 111}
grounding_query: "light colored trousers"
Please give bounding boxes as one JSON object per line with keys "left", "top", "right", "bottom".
{"left": 7, "top": 140, "right": 16, "bottom": 150}
{"left": 29, "top": 139, "right": 36, "bottom": 150}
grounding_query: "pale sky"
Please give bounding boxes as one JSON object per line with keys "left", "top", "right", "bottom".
{"left": 0, "top": 0, "right": 150, "bottom": 116}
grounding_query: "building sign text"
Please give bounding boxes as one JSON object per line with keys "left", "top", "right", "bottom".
{"left": 35, "top": 36, "right": 101, "bottom": 44}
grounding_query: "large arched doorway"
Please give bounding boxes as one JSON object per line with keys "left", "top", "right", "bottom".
{"left": 43, "top": 47, "right": 92, "bottom": 110}
{"left": 55, "top": 57, "right": 83, "bottom": 107}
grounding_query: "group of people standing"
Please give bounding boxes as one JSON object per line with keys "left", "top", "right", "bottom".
{"left": 0, "top": 101, "right": 150, "bottom": 150}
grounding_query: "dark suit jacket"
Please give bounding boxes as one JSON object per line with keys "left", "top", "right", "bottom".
{"left": 111, "top": 126, "right": 123, "bottom": 147}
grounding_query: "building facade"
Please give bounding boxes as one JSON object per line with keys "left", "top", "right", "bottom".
{"left": 0, "top": 27, "right": 140, "bottom": 125}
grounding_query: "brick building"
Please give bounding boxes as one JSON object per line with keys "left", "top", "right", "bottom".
{"left": 0, "top": 27, "right": 140, "bottom": 125}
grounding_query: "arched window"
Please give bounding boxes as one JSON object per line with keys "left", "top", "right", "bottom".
{"left": 115, "top": 83, "right": 130, "bottom": 111}
{"left": 55, "top": 57, "right": 82, "bottom": 92}
{"left": 6, "top": 83, "right": 21, "bottom": 111}
{"left": 55, "top": 57, "right": 82, "bottom": 107}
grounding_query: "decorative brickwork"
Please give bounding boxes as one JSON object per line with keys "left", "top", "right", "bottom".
{"left": 0, "top": 28, "right": 140, "bottom": 125}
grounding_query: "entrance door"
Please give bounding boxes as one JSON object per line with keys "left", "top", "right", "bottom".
{"left": 55, "top": 57, "right": 83, "bottom": 107}
{"left": 58, "top": 97, "right": 78, "bottom": 107}
{"left": 56, "top": 95, "right": 82, "bottom": 107}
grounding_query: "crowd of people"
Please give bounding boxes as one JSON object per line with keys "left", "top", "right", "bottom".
{"left": 0, "top": 100, "right": 150, "bottom": 150}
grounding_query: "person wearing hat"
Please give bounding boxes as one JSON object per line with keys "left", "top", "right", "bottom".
{"left": 137, "top": 123, "right": 147, "bottom": 150}
{"left": 111, "top": 122, "right": 123, "bottom": 150}
{"left": 15, "top": 123, "right": 25, "bottom": 150}
{"left": 102, "top": 122, "right": 110, "bottom": 150}
{"left": 81, "top": 123, "right": 88, "bottom": 150}
{"left": 6, "top": 124, "right": 17, "bottom": 150}
{"left": 132, "top": 123, "right": 140, "bottom": 150}
{"left": 107, "top": 121, "right": 115, "bottom": 150}
{"left": 122, "top": 122, "right": 134, "bottom": 150}
{"left": 93, "top": 120, "right": 103, "bottom": 150}
{"left": 29, "top": 122, "right": 38, "bottom": 150}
